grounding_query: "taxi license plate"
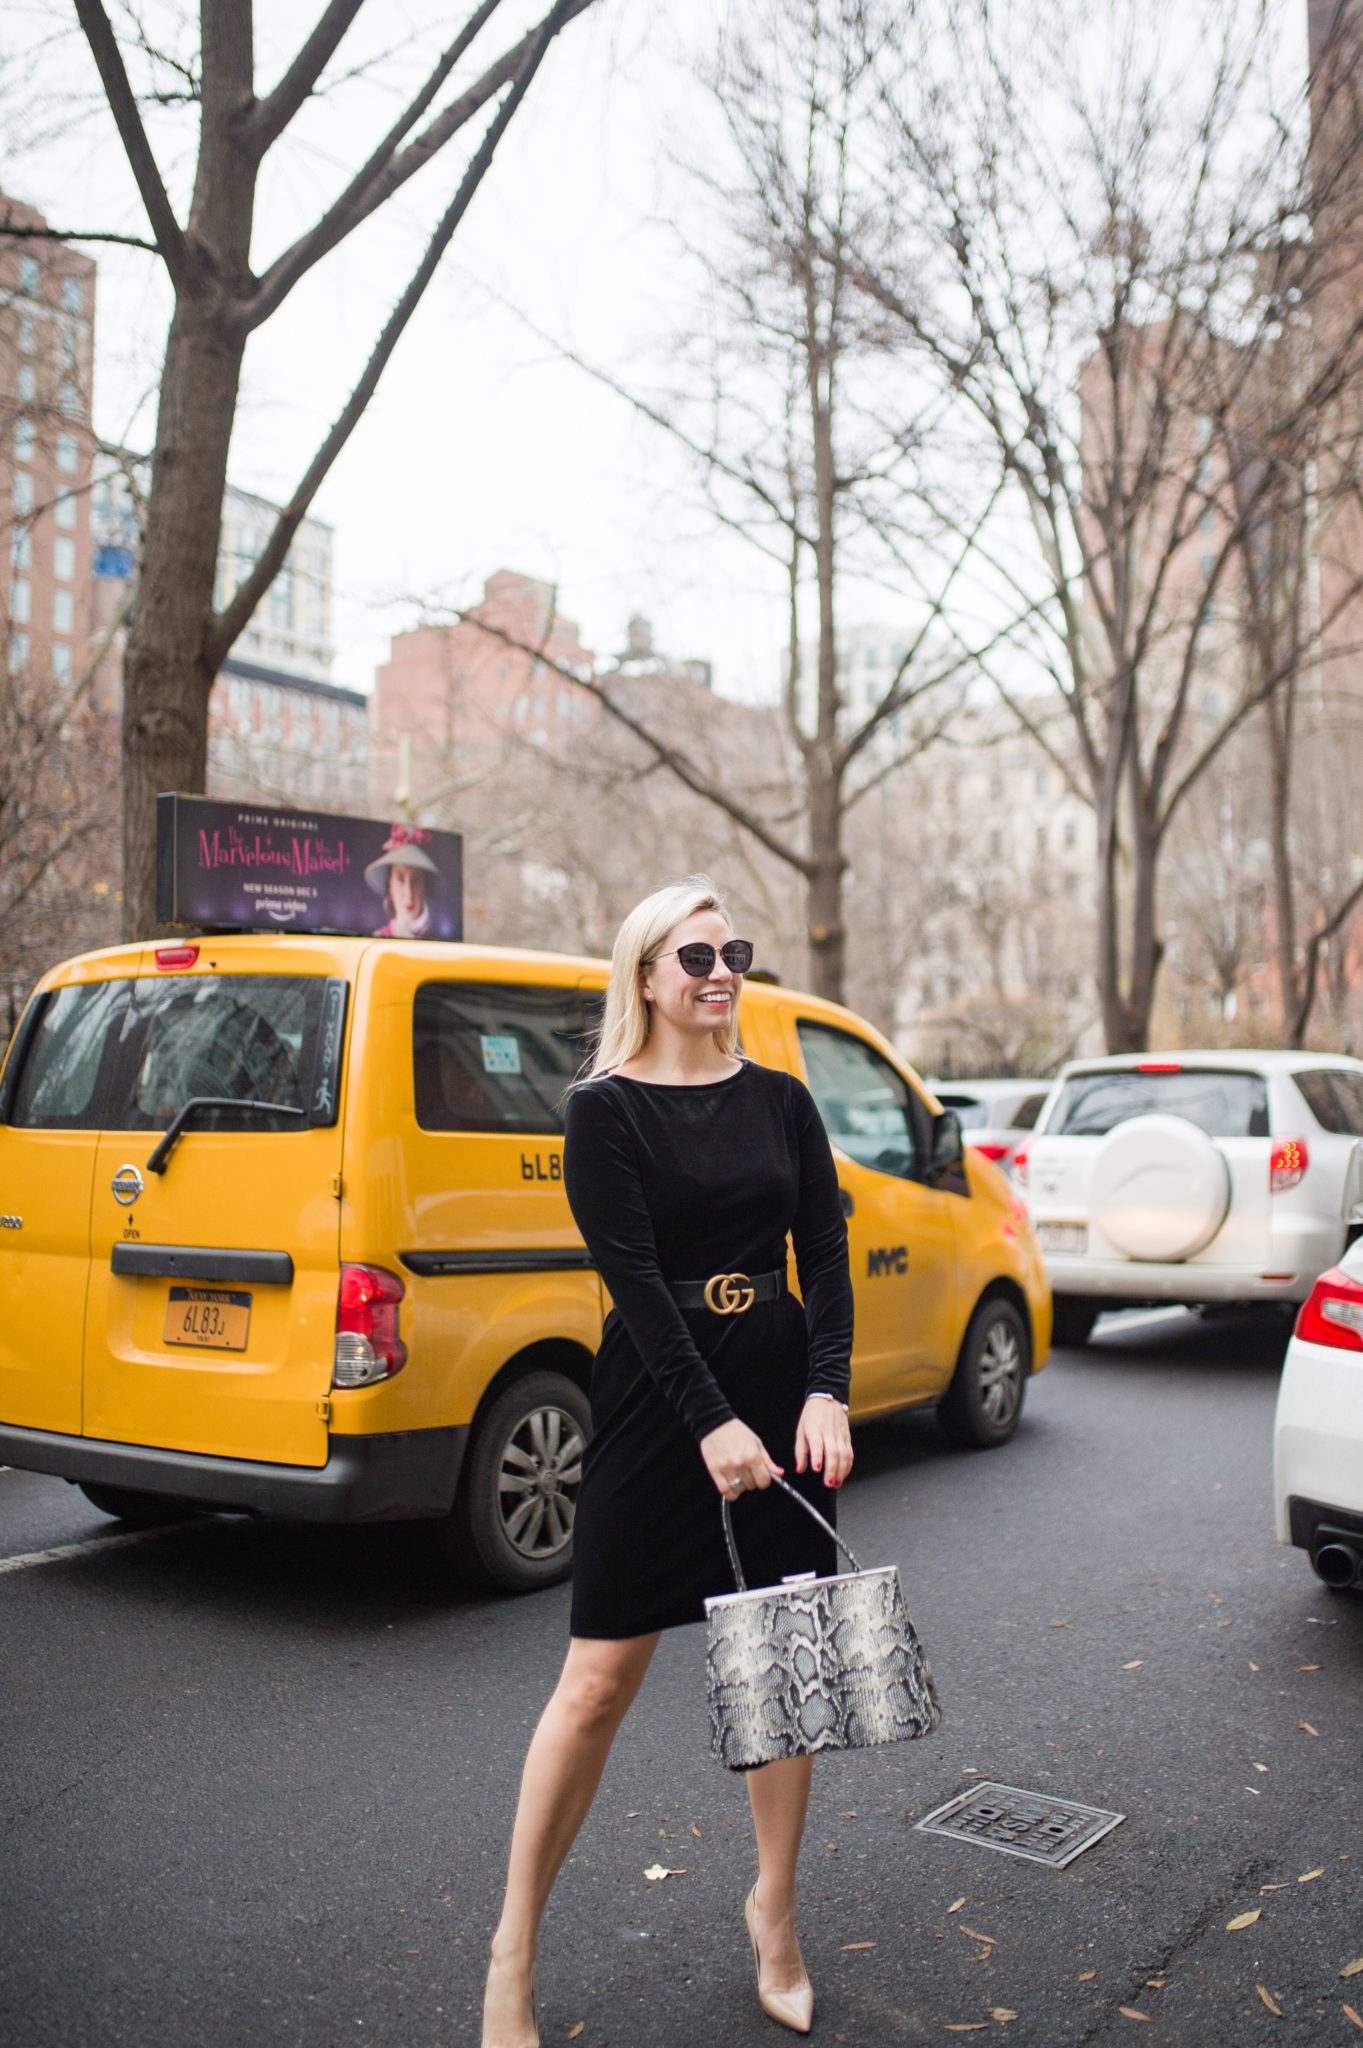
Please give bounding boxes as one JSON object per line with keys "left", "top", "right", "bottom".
{"left": 163, "top": 1286, "right": 252, "bottom": 1351}
{"left": 1037, "top": 1222, "right": 1088, "bottom": 1256}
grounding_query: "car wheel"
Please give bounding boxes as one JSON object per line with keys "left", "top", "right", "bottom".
{"left": 436, "top": 1370, "right": 591, "bottom": 1593}
{"left": 1051, "top": 1298, "right": 1099, "bottom": 1347}
{"left": 77, "top": 1482, "right": 197, "bottom": 1526}
{"left": 938, "top": 1298, "right": 1030, "bottom": 1449}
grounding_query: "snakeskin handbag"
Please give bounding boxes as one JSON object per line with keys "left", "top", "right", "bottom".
{"left": 704, "top": 1475, "right": 941, "bottom": 1770}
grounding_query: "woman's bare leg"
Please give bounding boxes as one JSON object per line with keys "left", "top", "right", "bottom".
{"left": 746, "top": 1754, "right": 815, "bottom": 1992}
{"left": 482, "top": 1632, "right": 660, "bottom": 2048}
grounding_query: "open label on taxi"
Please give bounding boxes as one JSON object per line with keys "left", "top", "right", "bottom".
{"left": 163, "top": 1286, "right": 252, "bottom": 1352}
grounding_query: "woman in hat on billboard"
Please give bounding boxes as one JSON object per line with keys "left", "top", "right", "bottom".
{"left": 365, "top": 824, "right": 440, "bottom": 938}
{"left": 481, "top": 876, "right": 854, "bottom": 2047}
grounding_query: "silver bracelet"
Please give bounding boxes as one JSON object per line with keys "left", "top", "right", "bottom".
{"left": 807, "top": 1391, "right": 850, "bottom": 1413}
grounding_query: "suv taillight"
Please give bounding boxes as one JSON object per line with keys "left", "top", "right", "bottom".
{"left": 1270, "top": 1137, "right": 1309, "bottom": 1193}
{"left": 1012, "top": 1144, "right": 1029, "bottom": 1188}
{"left": 333, "top": 1264, "right": 407, "bottom": 1386}
{"left": 1295, "top": 1266, "right": 1363, "bottom": 1351}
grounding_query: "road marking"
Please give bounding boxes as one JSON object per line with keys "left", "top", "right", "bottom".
{"left": 0, "top": 1523, "right": 187, "bottom": 1577}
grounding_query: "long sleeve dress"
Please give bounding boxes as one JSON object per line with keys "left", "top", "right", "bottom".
{"left": 563, "top": 1058, "right": 855, "bottom": 1639}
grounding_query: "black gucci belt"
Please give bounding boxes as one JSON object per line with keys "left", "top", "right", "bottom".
{"left": 671, "top": 1268, "right": 787, "bottom": 1315}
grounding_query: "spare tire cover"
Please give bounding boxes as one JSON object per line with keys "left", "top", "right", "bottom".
{"left": 1090, "top": 1113, "right": 1230, "bottom": 1261}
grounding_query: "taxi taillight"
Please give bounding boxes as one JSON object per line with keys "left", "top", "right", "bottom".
{"left": 333, "top": 1264, "right": 407, "bottom": 1387}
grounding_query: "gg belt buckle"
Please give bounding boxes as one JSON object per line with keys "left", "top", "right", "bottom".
{"left": 703, "top": 1270, "right": 756, "bottom": 1315}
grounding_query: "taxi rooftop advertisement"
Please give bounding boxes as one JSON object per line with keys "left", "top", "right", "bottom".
{"left": 155, "top": 794, "right": 464, "bottom": 940}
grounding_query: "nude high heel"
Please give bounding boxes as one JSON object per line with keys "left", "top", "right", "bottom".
{"left": 480, "top": 1955, "right": 539, "bottom": 2048}
{"left": 744, "top": 1885, "right": 814, "bottom": 2035}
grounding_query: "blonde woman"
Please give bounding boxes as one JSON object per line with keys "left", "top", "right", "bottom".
{"left": 482, "top": 878, "right": 854, "bottom": 2048}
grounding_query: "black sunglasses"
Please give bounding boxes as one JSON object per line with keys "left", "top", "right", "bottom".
{"left": 651, "top": 939, "right": 754, "bottom": 977}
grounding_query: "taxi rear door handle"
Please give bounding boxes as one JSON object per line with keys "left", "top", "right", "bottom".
{"left": 839, "top": 1188, "right": 855, "bottom": 1218}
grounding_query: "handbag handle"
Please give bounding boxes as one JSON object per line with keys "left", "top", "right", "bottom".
{"left": 721, "top": 1470, "right": 862, "bottom": 1591}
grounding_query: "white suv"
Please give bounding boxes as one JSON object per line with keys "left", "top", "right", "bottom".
{"left": 1016, "top": 1052, "right": 1363, "bottom": 1345}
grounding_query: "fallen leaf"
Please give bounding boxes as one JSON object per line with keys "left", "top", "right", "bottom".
{"left": 690, "top": 1824, "right": 702, "bottom": 1838}
{"left": 959, "top": 1926, "right": 997, "bottom": 1946}
{"left": 1248, "top": 1661, "right": 1260, "bottom": 1672}
{"left": 825, "top": 1841, "right": 839, "bottom": 1852}
{"left": 624, "top": 1811, "right": 640, "bottom": 1818}
{"left": 1119, "top": 2010, "right": 1152, "bottom": 2024}
{"left": 1220, "top": 1618, "right": 1234, "bottom": 1628}
{"left": 1078, "top": 1970, "right": 1096, "bottom": 1982}
{"left": 1260, "top": 1884, "right": 1291, "bottom": 1893}
{"left": 1252, "top": 1763, "right": 1269, "bottom": 1773}
{"left": 990, "top": 2010, "right": 1019, "bottom": 2022}
{"left": 1146, "top": 1977, "right": 1167, "bottom": 1988}
{"left": 1346, "top": 2004, "right": 1363, "bottom": 2031}
{"left": 948, "top": 1898, "right": 966, "bottom": 1914}
{"left": 1226, "top": 1910, "right": 1262, "bottom": 1931}
{"left": 1050, "top": 1619, "right": 1071, "bottom": 1628}
{"left": 1257, "top": 1985, "right": 1283, "bottom": 2016}
{"left": 1123, "top": 1660, "right": 1145, "bottom": 1669}
{"left": 1299, "top": 1720, "right": 1320, "bottom": 1737}
{"left": 405, "top": 1948, "right": 420, "bottom": 1956}
{"left": 1341, "top": 1960, "right": 1363, "bottom": 1979}
{"left": 643, "top": 1865, "right": 685, "bottom": 1881}
{"left": 838, "top": 1811, "right": 859, "bottom": 1818}
{"left": 1299, "top": 1868, "right": 1325, "bottom": 1883}
{"left": 1298, "top": 1663, "right": 1322, "bottom": 1671}
{"left": 567, "top": 2027, "right": 585, "bottom": 2042}
{"left": 841, "top": 1942, "right": 877, "bottom": 1951}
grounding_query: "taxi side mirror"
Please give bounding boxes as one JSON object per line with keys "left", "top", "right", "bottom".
{"left": 929, "top": 1108, "right": 965, "bottom": 1175}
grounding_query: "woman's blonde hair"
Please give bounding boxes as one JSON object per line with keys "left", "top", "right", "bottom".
{"left": 586, "top": 876, "right": 740, "bottom": 1077}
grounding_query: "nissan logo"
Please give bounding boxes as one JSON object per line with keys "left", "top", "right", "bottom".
{"left": 111, "top": 1164, "right": 144, "bottom": 1206}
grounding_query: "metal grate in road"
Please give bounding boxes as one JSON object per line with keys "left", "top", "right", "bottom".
{"left": 915, "top": 1782, "right": 1125, "bottom": 1868}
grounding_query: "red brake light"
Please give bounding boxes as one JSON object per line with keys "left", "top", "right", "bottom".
{"left": 1270, "top": 1136, "right": 1308, "bottom": 1193}
{"left": 155, "top": 945, "right": 200, "bottom": 970}
{"left": 971, "top": 1141, "right": 1011, "bottom": 1162}
{"left": 1295, "top": 1266, "right": 1363, "bottom": 1350}
{"left": 1138, "top": 1060, "right": 1181, "bottom": 1072}
{"left": 1012, "top": 1144, "right": 1029, "bottom": 1188}
{"left": 334, "top": 1263, "right": 407, "bottom": 1386}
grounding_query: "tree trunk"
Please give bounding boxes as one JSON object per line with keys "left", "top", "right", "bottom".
{"left": 1264, "top": 686, "right": 1300, "bottom": 1038}
{"left": 806, "top": 757, "right": 846, "bottom": 1000}
{"left": 122, "top": 303, "right": 248, "bottom": 934}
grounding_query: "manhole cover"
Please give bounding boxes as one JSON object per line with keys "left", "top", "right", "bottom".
{"left": 916, "top": 1782, "right": 1125, "bottom": 1868}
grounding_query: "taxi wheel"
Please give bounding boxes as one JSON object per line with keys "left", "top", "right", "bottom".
{"left": 439, "top": 1370, "right": 592, "bottom": 1593}
{"left": 938, "top": 1298, "right": 1030, "bottom": 1449}
{"left": 77, "top": 1482, "right": 199, "bottom": 1527}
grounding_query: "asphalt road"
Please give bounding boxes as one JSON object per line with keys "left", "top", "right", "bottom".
{"left": 1, "top": 1310, "right": 1360, "bottom": 2048}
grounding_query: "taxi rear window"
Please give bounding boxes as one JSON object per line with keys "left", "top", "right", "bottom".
{"left": 413, "top": 981, "right": 601, "bottom": 1133}
{"left": 4, "top": 975, "right": 343, "bottom": 1132}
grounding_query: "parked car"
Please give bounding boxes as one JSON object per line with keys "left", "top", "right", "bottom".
{"left": 0, "top": 935, "right": 1051, "bottom": 1590}
{"left": 1015, "top": 1051, "right": 1363, "bottom": 1345}
{"left": 929, "top": 1078, "right": 1051, "bottom": 1176}
{"left": 1275, "top": 1243, "right": 1363, "bottom": 1591}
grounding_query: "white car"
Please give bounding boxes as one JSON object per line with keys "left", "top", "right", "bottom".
{"left": 1274, "top": 1245, "right": 1363, "bottom": 1591}
{"left": 929, "top": 1079, "right": 1050, "bottom": 1175}
{"left": 1015, "top": 1051, "right": 1363, "bottom": 1345}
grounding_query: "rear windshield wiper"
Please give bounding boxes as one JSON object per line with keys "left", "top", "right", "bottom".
{"left": 146, "top": 1096, "right": 306, "bottom": 1175}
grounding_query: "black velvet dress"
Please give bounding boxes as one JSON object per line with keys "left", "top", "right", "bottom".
{"left": 564, "top": 1058, "right": 854, "bottom": 1639}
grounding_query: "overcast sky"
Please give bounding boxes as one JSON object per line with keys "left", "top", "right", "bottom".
{"left": 2, "top": 0, "right": 827, "bottom": 699}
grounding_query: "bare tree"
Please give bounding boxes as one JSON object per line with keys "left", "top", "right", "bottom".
{"left": 1, "top": 0, "right": 598, "bottom": 932}
{"left": 847, "top": 0, "right": 1363, "bottom": 1050}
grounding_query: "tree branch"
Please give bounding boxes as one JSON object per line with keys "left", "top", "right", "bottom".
{"left": 72, "top": 0, "right": 192, "bottom": 290}
{"left": 205, "top": 0, "right": 584, "bottom": 671}
{"left": 249, "top": 0, "right": 369, "bottom": 153}
{"left": 0, "top": 215, "right": 160, "bottom": 255}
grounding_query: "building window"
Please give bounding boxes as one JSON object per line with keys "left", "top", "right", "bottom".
{"left": 9, "top": 631, "right": 29, "bottom": 675}
{"left": 20, "top": 254, "right": 39, "bottom": 295}
{"left": 59, "top": 381, "right": 80, "bottom": 418}
{"left": 1063, "top": 815, "right": 1077, "bottom": 849}
{"left": 53, "top": 588, "right": 74, "bottom": 634}
{"left": 18, "top": 363, "right": 35, "bottom": 401}
{"left": 53, "top": 536, "right": 75, "bottom": 582}
{"left": 54, "top": 493, "right": 76, "bottom": 529}
{"left": 14, "top": 418, "right": 36, "bottom": 461}
{"left": 1036, "top": 822, "right": 1047, "bottom": 854}
{"left": 51, "top": 642, "right": 72, "bottom": 682}
{"left": 58, "top": 324, "right": 80, "bottom": 372}
{"left": 19, "top": 310, "right": 37, "bottom": 353}
{"left": 56, "top": 433, "right": 79, "bottom": 476}
{"left": 11, "top": 579, "right": 31, "bottom": 624}
{"left": 1200, "top": 551, "right": 1215, "bottom": 580}
{"left": 60, "top": 275, "right": 83, "bottom": 316}
{"left": 11, "top": 528, "right": 31, "bottom": 569}
{"left": 989, "top": 826, "right": 1003, "bottom": 859}
{"left": 13, "top": 473, "right": 34, "bottom": 515}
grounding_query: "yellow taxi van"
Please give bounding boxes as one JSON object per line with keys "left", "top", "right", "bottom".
{"left": 0, "top": 935, "right": 1051, "bottom": 1590}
